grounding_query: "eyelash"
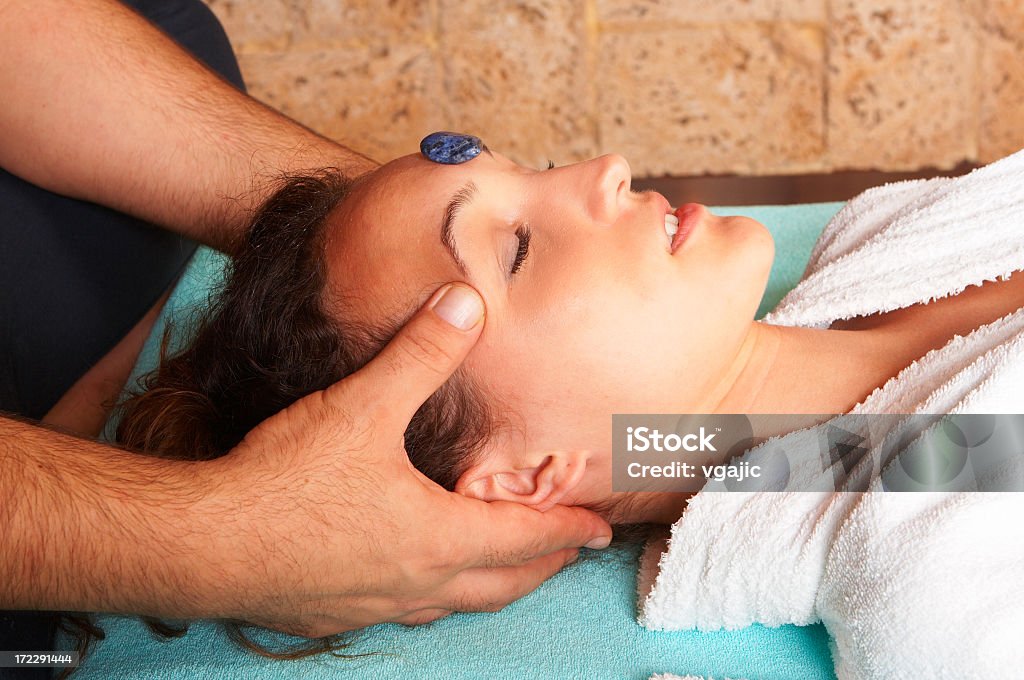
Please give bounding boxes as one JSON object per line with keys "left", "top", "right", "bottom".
{"left": 511, "top": 224, "right": 532, "bottom": 275}
{"left": 506, "top": 162, "right": 547, "bottom": 276}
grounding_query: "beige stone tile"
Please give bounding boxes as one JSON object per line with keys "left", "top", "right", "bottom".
{"left": 596, "top": 23, "right": 826, "bottom": 176}
{"left": 978, "top": 0, "right": 1024, "bottom": 161}
{"left": 439, "top": 0, "right": 597, "bottom": 169}
{"left": 825, "top": 0, "right": 978, "bottom": 170}
{"left": 204, "top": 0, "right": 304, "bottom": 52}
{"left": 597, "top": 0, "right": 826, "bottom": 24}
{"left": 986, "top": 0, "right": 1024, "bottom": 35}
{"left": 238, "top": 43, "right": 443, "bottom": 163}
{"left": 204, "top": 0, "right": 432, "bottom": 53}
{"left": 301, "top": 0, "right": 432, "bottom": 44}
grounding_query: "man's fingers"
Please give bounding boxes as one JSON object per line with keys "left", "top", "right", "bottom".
{"left": 335, "top": 283, "right": 485, "bottom": 426}
{"left": 442, "top": 548, "right": 580, "bottom": 614}
{"left": 451, "top": 499, "right": 612, "bottom": 570}
{"left": 389, "top": 546, "right": 581, "bottom": 624}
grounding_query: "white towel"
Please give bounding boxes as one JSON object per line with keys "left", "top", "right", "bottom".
{"left": 764, "top": 148, "right": 1024, "bottom": 329}
{"left": 639, "top": 148, "right": 1024, "bottom": 679}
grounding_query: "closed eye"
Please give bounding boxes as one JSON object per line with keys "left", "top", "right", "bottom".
{"left": 510, "top": 224, "right": 531, "bottom": 276}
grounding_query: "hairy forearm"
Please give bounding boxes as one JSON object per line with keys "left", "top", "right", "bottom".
{"left": 0, "top": 0, "right": 378, "bottom": 252}
{"left": 1, "top": 416, "right": 232, "bottom": 617}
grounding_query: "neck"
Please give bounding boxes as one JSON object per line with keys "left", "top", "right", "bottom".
{"left": 703, "top": 322, "right": 901, "bottom": 414}
{"left": 610, "top": 322, "right": 903, "bottom": 524}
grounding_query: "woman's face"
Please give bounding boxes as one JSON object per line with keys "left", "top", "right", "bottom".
{"left": 324, "top": 149, "right": 773, "bottom": 502}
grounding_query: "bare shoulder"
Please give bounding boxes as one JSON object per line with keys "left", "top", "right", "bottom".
{"left": 829, "top": 270, "right": 1024, "bottom": 355}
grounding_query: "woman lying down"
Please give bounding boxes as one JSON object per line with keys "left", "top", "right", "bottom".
{"left": 115, "top": 134, "right": 1024, "bottom": 678}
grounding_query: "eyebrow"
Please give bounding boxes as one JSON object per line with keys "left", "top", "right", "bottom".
{"left": 440, "top": 180, "right": 477, "bottom": 277}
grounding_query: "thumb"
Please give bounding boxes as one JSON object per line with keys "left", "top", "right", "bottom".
{"left": 338, "top": 283, "right": 485, "bottom": 426}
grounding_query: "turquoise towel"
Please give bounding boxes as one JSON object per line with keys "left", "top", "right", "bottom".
{"left": 63, "top": 201, "right": 844, "bottom": 680}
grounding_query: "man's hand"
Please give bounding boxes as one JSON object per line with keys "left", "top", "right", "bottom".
{"left": 1, "top": 284, "right": 611, "bottom": 630}
{"left": 201, "top": 283, "right": 612, "bottom": 635}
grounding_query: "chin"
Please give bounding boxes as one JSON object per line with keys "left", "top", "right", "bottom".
{"left": 747, "top": 215, "right": 774, "bottom": 245}
{"left": 734, "top": 216, "right": 775, "bottom": 278}
{"left": 717, "top": 219, "right": 775, "bottom": 320}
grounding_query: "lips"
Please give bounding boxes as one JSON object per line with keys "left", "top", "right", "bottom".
{"left": 649, "top": 192, "right": 702, "bottom": 254}
{"left": 669, "top": 203, "right": 705, "bottom": 254}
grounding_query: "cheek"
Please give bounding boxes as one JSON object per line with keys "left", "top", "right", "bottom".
{"left": 521, "top": 279, "right": 682, "bottom": 410}
{"left": 467, "top": 284, "right": 655, "bottom": 419}
{"left": 461, "top": 221, "right": 773, "bottom": 431}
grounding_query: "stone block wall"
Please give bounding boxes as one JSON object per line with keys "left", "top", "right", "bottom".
{"left": 204, "top": 0, "right": 1024, "bottom": 176}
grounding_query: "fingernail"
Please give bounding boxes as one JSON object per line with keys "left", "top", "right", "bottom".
{"left": 585, "top": 535, "right": 612, "bottom": 550}
{"left": 431, "top": 284, "right": 484, "bottom": 330}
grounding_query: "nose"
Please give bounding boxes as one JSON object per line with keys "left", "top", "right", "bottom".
{"left": 587, "top": 154, "right": 632, "bottom": 224}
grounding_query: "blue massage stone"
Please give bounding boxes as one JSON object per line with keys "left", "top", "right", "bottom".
{"left": 420, "top": 131, "right": 483, "bottom": 165}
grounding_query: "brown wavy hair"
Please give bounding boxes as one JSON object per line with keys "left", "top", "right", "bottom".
{"left": 57, "top": 168, "right": 499, "bottom": 676}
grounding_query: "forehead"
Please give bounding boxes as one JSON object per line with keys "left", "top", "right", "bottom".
{"left": 321, "top": 153, "right": 481, "bottom": 327}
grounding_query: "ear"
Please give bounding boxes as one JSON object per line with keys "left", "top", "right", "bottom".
{"left": 455, "top": 450, "right": 589, "bottom": 512}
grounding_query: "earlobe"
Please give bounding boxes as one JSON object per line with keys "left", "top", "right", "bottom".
{"left": 455, "top": 451, "right": 589, "bottom": 511}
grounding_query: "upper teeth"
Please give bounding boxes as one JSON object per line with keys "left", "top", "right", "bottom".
{"left": 665, "top": 213, "right": 679, "bottom": 242}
